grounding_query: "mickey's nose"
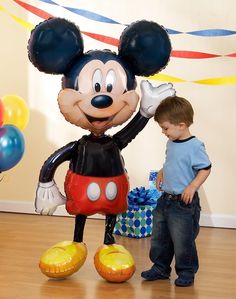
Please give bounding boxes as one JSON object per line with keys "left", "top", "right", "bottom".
{"left": 91, "top": 95, "right": 113, "bottom": 109}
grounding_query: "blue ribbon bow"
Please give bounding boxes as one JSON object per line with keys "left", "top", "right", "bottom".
{"left": 128, "top": 186, "right": 162, "bottom": 208}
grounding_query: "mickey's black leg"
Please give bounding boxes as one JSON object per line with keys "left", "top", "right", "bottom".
{"left": 73, "top": 214, "right": 87, "bottom": 242}
{"left": 104, "top": 214, "right": 117, "bottom": 245}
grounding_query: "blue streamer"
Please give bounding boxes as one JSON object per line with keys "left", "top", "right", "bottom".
{"left": 166, "top": 28, "right": 182, "bottom": 34}
{"left": 64, "top": 7, "right": 121, "bottom": 24}
{"left": 39, "top": 0, "right": 122, "bottom": 24}
{"left": 39, "top": 0, "right": 57, "bottom": 4}
{"left": 187, "top": 29, "right": 236, "bottom": 36}
{"left": 37, "top": 1, "right": 236, "bottom": 37}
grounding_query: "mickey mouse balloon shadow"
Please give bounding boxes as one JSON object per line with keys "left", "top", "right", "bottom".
{"left": 0, "top": 95, "right": 29, "bottom": 174}
{"left": 28, "top": 18, "right": 175, "bottom": 282}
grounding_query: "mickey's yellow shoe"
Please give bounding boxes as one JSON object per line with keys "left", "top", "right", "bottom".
{"left": 39, "top": 241, "right": 87, "bottom": 278}
{"left": 94, "top": 244, "right": 135, "bottom": 282}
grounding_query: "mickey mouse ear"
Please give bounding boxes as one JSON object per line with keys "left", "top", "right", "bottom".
{"left": 118, "top": 20, "right": 171, "bottom": 76}
{"left": 28, "top": 18, "right": 84, "bottom": 74}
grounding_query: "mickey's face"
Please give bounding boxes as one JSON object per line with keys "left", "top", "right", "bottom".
{"left": 29, "top": 19, "right": 171, "bottom": 136}
{"left": 58, "top": 59, "right": 139, "bottom": 135}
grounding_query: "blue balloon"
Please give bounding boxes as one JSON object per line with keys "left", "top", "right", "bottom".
{"left": 0, "top": 125, "right": 25, "bottom": 172}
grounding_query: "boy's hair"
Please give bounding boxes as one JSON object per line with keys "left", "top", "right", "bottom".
{"left": 154, "top": 96, "right": 194, "bottom": 126}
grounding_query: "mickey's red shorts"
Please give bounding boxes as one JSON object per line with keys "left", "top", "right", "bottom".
{"left": 64, "top": 170, "right": 129, "bottom": 216}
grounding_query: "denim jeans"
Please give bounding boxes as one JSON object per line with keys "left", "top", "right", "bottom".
{"left": 150, "top": 192, "right": 201, "bottom": 279}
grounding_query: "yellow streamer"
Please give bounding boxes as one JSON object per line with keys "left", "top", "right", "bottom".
{"left": 193, "top": 77, "right": 236, "bottom": 85}
{"left": 148, "top": 73, "right": 186, "bottom": 83}
{"left": 148, "top": 74, "right": 236, "bottom": 85}
{"left": 0, "top": 5, "right": 34, "bottom": 31}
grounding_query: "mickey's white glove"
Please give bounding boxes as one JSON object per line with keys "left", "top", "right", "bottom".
{"left": 35, "top": 180, "right": 66, "bottom": 215}
{"left": 140, "top": 81, "right": 176, "bottom": 118}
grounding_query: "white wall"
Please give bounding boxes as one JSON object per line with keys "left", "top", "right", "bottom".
{"left": 0, "top": 0, "right": 236, "bottom": 227}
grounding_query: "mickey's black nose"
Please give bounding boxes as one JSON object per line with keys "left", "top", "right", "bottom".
{"left": 91, "top": 95, "right": 113, "bottom": 109}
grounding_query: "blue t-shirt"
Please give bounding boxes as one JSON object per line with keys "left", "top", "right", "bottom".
{"left": 162, "top": 136, "right": 211, "bottom": 195}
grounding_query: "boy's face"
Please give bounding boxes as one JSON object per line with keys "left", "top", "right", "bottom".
{"left": 158, "top": 121, "right": 188, "bottom": 141}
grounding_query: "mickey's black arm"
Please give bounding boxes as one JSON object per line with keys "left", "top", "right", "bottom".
{"left": 39, "top": 141, "right": 78, "bottom": 183}
{"left": 113, "top": 111, "right": 149, "bottom": 150}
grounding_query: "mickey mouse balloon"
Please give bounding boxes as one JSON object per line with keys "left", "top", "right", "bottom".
{"left": 28, "top": 18, "right": 175, "bottom": 282}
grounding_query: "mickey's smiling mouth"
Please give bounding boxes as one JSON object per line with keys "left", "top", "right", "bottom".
{"left": 85, "top": 113, "right": 111, "bottom": 123}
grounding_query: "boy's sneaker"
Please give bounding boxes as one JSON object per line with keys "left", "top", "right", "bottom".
{"left": 175, "top": 276, "right": 194, "bottom": 287}
{"left": 141, "top": 266, "right": 169, "bottom": 281}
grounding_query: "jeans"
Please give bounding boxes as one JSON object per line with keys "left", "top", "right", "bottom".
{"left": 150, "top": 192, "right": 201, "bottom": 279}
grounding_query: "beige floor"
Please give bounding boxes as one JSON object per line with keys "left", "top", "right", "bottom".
{"left": 0, "top": 212, "right": 236, "bottom": 299}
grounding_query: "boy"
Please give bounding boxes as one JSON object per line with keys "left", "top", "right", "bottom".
{"left": 141, "top": 96, "right": 211, "bottom": 287}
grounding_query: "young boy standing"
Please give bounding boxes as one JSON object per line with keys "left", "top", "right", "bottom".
{"left": 141, "top": 96, "right": 211, "bottom": 287}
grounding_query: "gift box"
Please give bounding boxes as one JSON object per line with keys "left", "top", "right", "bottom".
{"left": 149, "top": 170, "right": 158, "bottom": 190}
{"left": 114, "top": 186, "right": 162, "bottom": 238}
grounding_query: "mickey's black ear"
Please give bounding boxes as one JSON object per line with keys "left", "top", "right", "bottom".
{"left": 28, "top": 18, "right": 84, "bottom": 74}
{"left": 118, "top": 20, "right": 171, "bottom": 76}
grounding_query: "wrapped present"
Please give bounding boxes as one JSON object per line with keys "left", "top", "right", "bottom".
{"left": 114, "top": 186, "right": 162, "bottom": 238}
{"left": 149, "top": 170, "right": 158, "bottom": 190}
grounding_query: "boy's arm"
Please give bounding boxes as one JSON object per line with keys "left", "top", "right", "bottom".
{"left": 181, "top": 168, "right": 211, "bottom": 204}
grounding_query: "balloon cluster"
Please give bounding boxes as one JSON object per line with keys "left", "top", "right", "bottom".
{"left": 0, "top": 95, "right": 29, "bottom": 172}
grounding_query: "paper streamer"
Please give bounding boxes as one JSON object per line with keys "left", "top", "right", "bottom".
{"left": 37, "top": 0, "right": 57, "bottom": 4}
{"left": 187, "top": 29, "right": 236, "bottom": 36}
{"left": 166, "top": 29, "right": 182, "bottom": 35}
{"left": 2, "top": 3, "right": 236, "bottom": 85}
{"left": 36, "top": 0, "right": 236, "bottom": 36}
{"left": 149, "top": 74, "right": 186, "bottom": 83}
{"left": 38, "top": 0, "right": 123, "bottom": 25}
{"left": 226, "top": 53, "right": 236, "bottom": 57}
{"left": 13, "top": 0, "right": 53, "bottom": 19}
{"left": 149, "top": 74, "right": 236, "bottom": 85}
{"left": 171, "top": 50, "right": 220, "bottom": 59}
{"left": 0, "top": 5, "right": 34, "bottom": 31}
{"left": 11, "top": 1, "right": 236, "bottom": 57}
{"left": 193, "top": 77, "right": 236, "bottom": 85}
{"left": 12, "top": 0, "right": 236, "bottom": 55}
{"left": 63, "top": 7, "right": 120, "bottom": 24}
{"left": 82, "top": 31, "right": 119, "bottom": 47}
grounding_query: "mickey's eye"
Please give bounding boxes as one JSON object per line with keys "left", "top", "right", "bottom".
{"left": 93, "top": 69, "right": 102, "bottom": 92}
{"left": 106, "top": 70, "right": 116, "bottom": 92}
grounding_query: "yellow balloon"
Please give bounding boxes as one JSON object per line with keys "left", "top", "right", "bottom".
{"left": 94, "top": 244, "right": 135, "bottom": 282}
{"left": 39, "top": 241, "right": 87, "bottom": 278}
{"left": 2, "top": 95, "right": 29, "bottom": 131}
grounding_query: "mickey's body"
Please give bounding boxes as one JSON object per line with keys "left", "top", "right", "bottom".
{"left": 28, "top": 18, "right": 175, "bottom": 281}
{"left": 39, "top": 112, "right": 148, "bottom": 244}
